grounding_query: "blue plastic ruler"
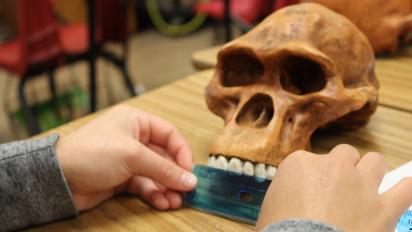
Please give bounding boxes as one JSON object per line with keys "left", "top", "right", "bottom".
{"left": 186, "top": 162, "right": 412, "bottom": 230}
{"left": 184, "top": 165, "right": 271, "bottom": 224}
{"left": 397, "top": 209, "right": 412, "bottom": 232}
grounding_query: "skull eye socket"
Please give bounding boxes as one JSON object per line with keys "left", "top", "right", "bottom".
{"left": 280, "top": 56, "right": 326, "bottom": 95}
{"left": 221, "top": 53, "right": 264, "bottom": 87}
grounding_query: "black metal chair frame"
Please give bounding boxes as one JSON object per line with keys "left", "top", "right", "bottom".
{"left": 85, "top": 0, "right": 137, "bottom": 113}
{"left": 18, "top": 62, "right": 59, "bottom": 135}
{"left": 20, "top": 0, "right": 137, "bottom": 135}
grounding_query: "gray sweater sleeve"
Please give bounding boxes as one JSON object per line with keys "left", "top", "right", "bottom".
{"left": 0, "top": 134, "right": 77, "bottom": 232}
{"left": 262, "top": 219, "right": 343, "bottom": 232}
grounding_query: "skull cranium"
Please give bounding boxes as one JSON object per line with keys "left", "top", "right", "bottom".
{"left": 205, "top": 3, "right": 379, "bottom": 167}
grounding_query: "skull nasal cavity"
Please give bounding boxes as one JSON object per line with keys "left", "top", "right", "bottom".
{"left": 236, "top": 94, "right": 274, "bottom": 128}
{"left": 222, "top": 53, "right": 264, "bottom": 87}
{"left": 280, "top": 56, "right": 326, "bottom": 95}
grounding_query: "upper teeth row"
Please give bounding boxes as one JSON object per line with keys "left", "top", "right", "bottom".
{"left": 207, "top": 155, "right": 277, "bottom": 180}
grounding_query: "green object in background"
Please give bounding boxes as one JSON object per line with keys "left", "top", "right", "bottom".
{"left": 12, "top": 87, "right": 88, "bottom": 132}
{"left": 146, "top": 0, "right": 207, "bottom": 37}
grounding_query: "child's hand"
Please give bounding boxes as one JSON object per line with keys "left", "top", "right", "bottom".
{"left": 256, "top": 145, "right": 412, "bottom": 232}
{"left": 56, "top": 105, "right": 197, "bottom": 211}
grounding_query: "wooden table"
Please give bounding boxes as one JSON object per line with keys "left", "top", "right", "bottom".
{"left": 32, "top": 69, "right": 412, "bottom": 231}
{"left": 191, "top": 46, "right": 221, "bottom": 70}
{"left": 192, "top": 46, "right": 412, "bottom": 113}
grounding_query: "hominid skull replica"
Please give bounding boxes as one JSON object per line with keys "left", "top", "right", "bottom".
{"left": 205, "top": 3, "right": 379, "bottom": 175}
{"left": 301, "top": 0, "right": 412, "bottom": 53}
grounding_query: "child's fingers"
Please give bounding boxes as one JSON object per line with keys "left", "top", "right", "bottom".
{"left": 127, "top": 176, "right": 170, "bottom": 210}
{"left": 356, "top": 152, "right": 387, "bottom": 189}
{"left": 328, "top": 144, "right": 360, "bottom": 166}
{"left": 381, "top": 177, "right": 412, "bottom": 220}
{"left": 127, "top": 143, "right": 197, "bottom": 192}
{"left": 164, "top": 190, "right": 183, "bottom": 209}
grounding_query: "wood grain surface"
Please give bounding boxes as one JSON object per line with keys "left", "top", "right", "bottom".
{"left": 32, "top": 69, "right": 412, "bottom": 231}
{"left": 191, "top": 46, "right": 412, "bottom": 112}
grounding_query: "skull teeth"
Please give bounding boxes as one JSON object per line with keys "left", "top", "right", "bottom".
{"left": 207, "top": 156, "right": 216, "bottom": 167}
{"left": 207, "top": 155, "right": 277, "bottom": 180}
{"left": 228, "top": 157, "right": 243, "bottom": 174}
{"left": 243, "top": 161, "right": 254, "bottom": 176}
{"left": 215, "top": 155, "right": 229, "bottom": 171}
{"left": 266, "top": 165, "right": 277, "bottom": 179}
{"left": 255, "top": 163, "right": 267, "bottom": 179}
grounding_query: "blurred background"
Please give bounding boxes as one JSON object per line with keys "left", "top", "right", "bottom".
{"left": 0, "top": 0, "right": 253, "bottom": 142}
{"left": 1, "top": 0, "right": 409, "bottom": 142}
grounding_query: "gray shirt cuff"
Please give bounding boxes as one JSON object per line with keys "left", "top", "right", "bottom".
{"left": 261, "top": 219, "right": 343, "bottom": 232}
{"left": 0, "top": 134, "right": 77, "bottom": 231}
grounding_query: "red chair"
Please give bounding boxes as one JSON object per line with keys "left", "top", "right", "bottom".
{"left": 272, "top": 0, "right": 299, "bottom": 10}
{"left": 195, "top": 0, "right": 299, "bottom": 23}
{"left": 195, "top": 0, "right": 273, "bottom": 41}
{"left": 195, "top": 0, "right": 272, "bottom": 24}
{"left": 57, "top": 0, "right": 137, "bottom": 112}
{"left": 0, "top": 0, "right": 63, "bottom": 135}
{"left": 195, "top": 0, "right": 299, "bottom": 41}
